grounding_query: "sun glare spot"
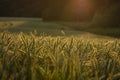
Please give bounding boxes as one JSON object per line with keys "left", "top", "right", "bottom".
{"left": 63, "top": 0, "right": 94, "bottom": 21}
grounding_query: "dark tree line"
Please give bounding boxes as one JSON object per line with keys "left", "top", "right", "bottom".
{"left": 91, "top": 0, "right": 120, "bottom": 27}
{"left": 0, "top": 0, "right": 46, "bottom": 17}
{"left": 0, "top": 0, "right": 120, "bottom": 23}
{"left": 0, "top": 0, "right": 94, "bottom": 20}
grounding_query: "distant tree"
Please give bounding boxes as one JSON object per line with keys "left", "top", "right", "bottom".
{"left": 41, "top": 0, "right": 68, "bottom": 21}
{"left": 91, "top": 0, "right": 120, "bottom": 28}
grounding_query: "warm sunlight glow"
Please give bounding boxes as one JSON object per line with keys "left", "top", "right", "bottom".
{"left": 63, "top": 0, "right": 94, "bottom": 21}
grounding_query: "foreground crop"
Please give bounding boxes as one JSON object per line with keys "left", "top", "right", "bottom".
{"left": 0, "top": 32, "right": 120, "bottom": 80}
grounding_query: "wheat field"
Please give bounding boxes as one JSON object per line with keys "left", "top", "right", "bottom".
{"left": 0, "top": 31, "right": 120, "bottom": 80}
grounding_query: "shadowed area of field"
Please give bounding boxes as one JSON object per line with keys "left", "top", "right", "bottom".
{"left": 0, "top": 17, "right": 120, "bottom": 38}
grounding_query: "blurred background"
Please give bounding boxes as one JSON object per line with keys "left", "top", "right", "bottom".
{"left": 0, "top": 0, "right": 120, "bottom": 37}
{"left": 0, "top": 0, "right": 119, "bottom": 21}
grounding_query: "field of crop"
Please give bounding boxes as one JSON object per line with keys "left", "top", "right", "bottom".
{"left": 0, "top": 18, "right": 120, "bottom": 37}
{"left": 0, "top": 31, "right": 120, "bottom": 80}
